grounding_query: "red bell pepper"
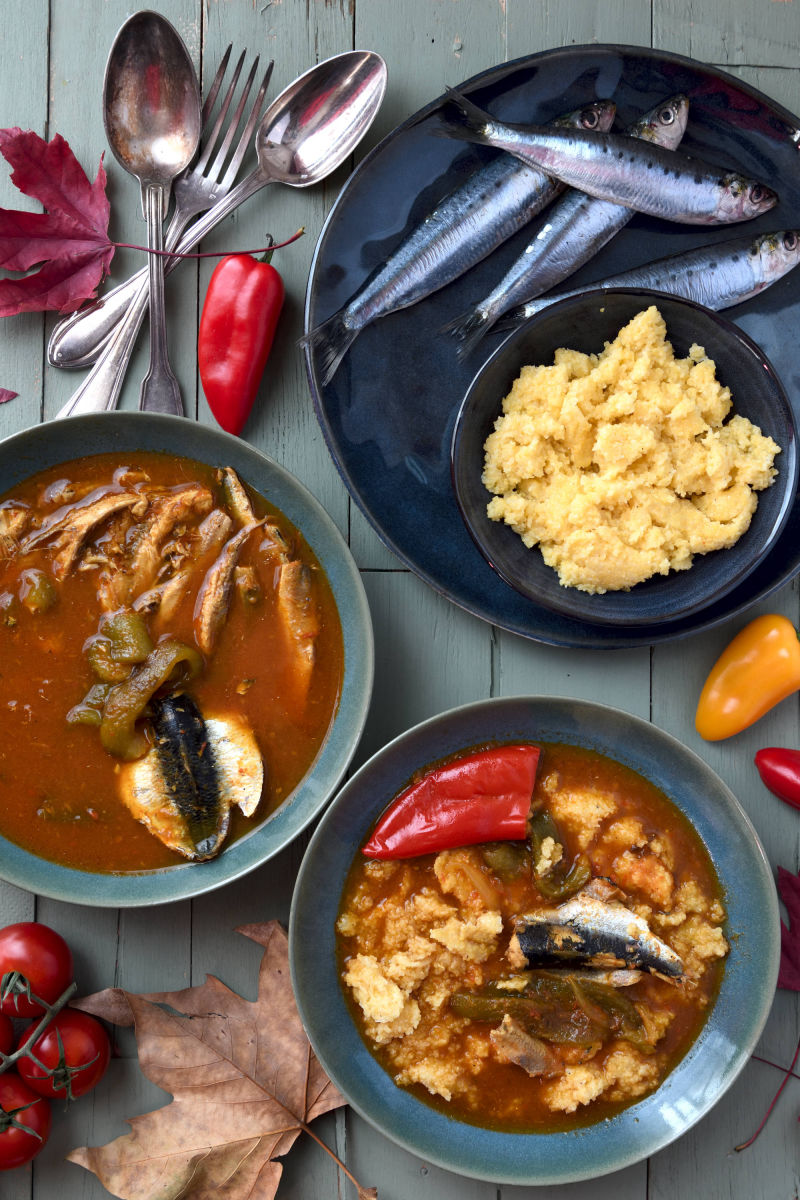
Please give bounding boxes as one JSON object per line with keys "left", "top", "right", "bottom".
{"left": 198, "top": 249, "right": 285, "bottom": 436}
{"left": 755, "top": 747, "right": 800, "bottom": 811}
{"left": 362, "top": 744, "right": 540, "bottom": 860}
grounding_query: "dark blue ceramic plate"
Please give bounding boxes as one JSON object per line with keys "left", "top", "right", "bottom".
{"left": 0, "top": 414, "right": 374, "bottom": 907}
{"left": 452, "top": 289, "right": 798, "bottom": 626}
{"left": 304, "top": 44, "right": 800, "bottom": 648}
{"left": 290, "top": 696, "right": 779, "bottom": 1185}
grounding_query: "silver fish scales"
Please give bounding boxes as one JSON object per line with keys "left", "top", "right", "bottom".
{"left": 445, "top": 94, "right": 690, "bottom": 356}
{"left": 439, "top": 88, "right": 777, "bottom": 226}
{"left": 498, "top": 229, "right": 800, "bottom": 331}
{"left": 302, "top": 100, "right": 616, "bottom": 385}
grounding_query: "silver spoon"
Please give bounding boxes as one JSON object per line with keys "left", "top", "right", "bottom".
{"left": 55, "top": 51, "right": 387, "bottom": 420}
{"left": 103, "top": 11, "right": 201, "bottom": 416}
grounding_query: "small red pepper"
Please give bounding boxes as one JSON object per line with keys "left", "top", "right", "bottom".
{"left": 198, "top": 247, "right": 285, "bottom": 436}
{"left": 362, "top": 744, "right": 540, "bottom": 860}
{"left": 755, "top": 748, "right": 800, "bottom": 811}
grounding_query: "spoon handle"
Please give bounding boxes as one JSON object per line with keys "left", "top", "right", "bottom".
{"left": 139, "top": 183, "right": 183, "bottom": 416}
{"left": 50, "top": 169, "right": 266, "bottom": 370}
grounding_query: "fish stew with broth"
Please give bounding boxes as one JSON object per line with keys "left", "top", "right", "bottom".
{"left": 337, "top": 743, "right": 728, "bottom": 1131}
{"left": 0, "top": 452, "right": 344, "bottom": 872}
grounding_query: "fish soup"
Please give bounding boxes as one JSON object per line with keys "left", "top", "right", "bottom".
{"left": 336, "top": 742, "right": 727, "bottom": 1131}
{"left": 0, "top": 452, "right": 344, "bottom": 872}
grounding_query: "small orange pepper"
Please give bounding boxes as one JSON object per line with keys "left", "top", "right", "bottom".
{"left": 695, "top": 613, "right": 800, "bottom": 740}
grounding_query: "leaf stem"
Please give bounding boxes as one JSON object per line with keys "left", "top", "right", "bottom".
{"left": 294, "top": 1114, "right": 367, "bottom": 1193}
{"left": 0, "top": 981, "right": 77, "bottom": 1076}
{"left": 734, "top": 1032, "right": 800, "bottom": 1151}
{"left": 110, "top": 227, "right": 304, "bottom": 260}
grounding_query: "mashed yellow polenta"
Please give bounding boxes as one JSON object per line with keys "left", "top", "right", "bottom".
{"left": 482, "top": 306, "right": 779, "bottom": 594}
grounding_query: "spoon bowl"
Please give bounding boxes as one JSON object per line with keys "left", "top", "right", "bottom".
{"left": 254, "top": 51, "right": 388, "bottom": 186}
{"left": 103, "top": 10, "right": 201, "bottom": 207}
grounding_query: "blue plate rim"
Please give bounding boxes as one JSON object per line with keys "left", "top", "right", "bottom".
{"left": 304, "top": 43, "right": 800, "bottom": 650}
{"left": 0, "top": 413, "right": 375, "bottom": 907}
{"left": 289, "top": 694, "right": 779, "bottom": 1185}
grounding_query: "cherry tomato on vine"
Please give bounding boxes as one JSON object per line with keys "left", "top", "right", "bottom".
{"left": 0, "top": 1073, "right": 51, "bottom": 1170}
{"left": 0, "top": 1014, "right": 12, "bottom": 1057}
{"left": 0, "top": 923, "right": 73, "bottom": 1017}
{"left": 17, "top": 1010, "right": 110, "bottom": 1101}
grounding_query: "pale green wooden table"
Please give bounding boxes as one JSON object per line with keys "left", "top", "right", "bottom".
{"left": 1, "top": 2, "right": 799, "bottom": 1197}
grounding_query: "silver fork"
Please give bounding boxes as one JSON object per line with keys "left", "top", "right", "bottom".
{"left": 49, "top": 48, "right": 273, "bottom": 372}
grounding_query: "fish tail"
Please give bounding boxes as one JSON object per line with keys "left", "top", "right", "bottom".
{"left": 494, "top": 306, "right": 529, "bottom": 333}
{"left": 441, "top": 305, "right": 494, "bottom": 358}
{"left": 433, "top": 86, "right": 495, "bottom": 147}
{"left": 299, "top": 310, "right": 359, "bottom": 386}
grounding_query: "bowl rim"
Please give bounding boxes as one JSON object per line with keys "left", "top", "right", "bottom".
{"left": 451, "top": 287, "right": 800, "bottom": 626}
{"left": 0, "top": 413, "right": 374, "bottom": 908}
{"left": 290, "top": 693, "right": 780, "bottom": 1185}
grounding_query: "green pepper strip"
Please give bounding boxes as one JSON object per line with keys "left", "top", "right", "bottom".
{"left": 529, "top": 809, "right": 592, "bottom": 901}
{"left": 100, "top": 640, "right": 203, "bottom": 760}
{"left": 86, "top": 637, "right": 131, "bottom": 683}
{"left": 480, "top": 842, "right": 527, "bottom": 881}
{"left": 101, "top": 610, "right": 154, "bottom": 663}
{"left": 451, "top": 971, "right": 646, "bottom": 1048}
{"left": 18, "top": 569, "right": 57, "bottom": 615}
{"left": 66, "top": 683, "right": 112, "bottom": 728}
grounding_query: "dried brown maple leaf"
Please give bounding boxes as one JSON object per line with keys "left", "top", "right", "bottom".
{"left": 0, "top": 127, "right": 114, "bottom": 316}
{"left": 70, "top": 922, "right": 376, "bottom": 1200}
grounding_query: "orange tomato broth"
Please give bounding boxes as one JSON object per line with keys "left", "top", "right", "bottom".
{"left": 0, "top": 452, "right": 344, "bottom": 872}
{"left": 337, "top": 742, "right": 726, "bottom": 1132}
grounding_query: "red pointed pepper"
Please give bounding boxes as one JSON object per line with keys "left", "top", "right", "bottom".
{"left": 198, "top": 249, "right": 285, "bottom": 436}
{"left": 362, "top": 744, "right": 540, "bottom": 860}
{"left": 755, "top": 748, "right": 800, "bottom": 811}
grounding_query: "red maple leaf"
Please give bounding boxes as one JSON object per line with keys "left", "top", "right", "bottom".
{"left": 777, "top": 866, "right": 800, "bottom": 989}
{"left": 0, "top": 127, "right": 114, "bottom": 316}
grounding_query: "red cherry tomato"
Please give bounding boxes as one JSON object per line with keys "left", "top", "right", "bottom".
{"left": 17, "top": 1010, "right": 110, "bottom": 1100}
{"left": 0, "top": 923, "right": 73, "bottom": 1017}
{"left": 0, "top": 1014, "right": 12, "bottom": 1057}
{"left": 0, "top": 1073, "right": 51, "bottom": 1170}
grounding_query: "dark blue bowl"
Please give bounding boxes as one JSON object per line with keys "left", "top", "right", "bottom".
{"left": 0, "top": 414, "right": 374, "bottom": 907}
{"left": 290, "top": 695, "right": 778, "bottom": 1185}
{"left": 452, "top": 290, "right": 799, "bottom": 626}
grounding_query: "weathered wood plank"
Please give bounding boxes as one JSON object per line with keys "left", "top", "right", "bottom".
{"left": 654, "top": 0, "right": 800, "bottom": 68}
{"left": 356, "top": 569, "right": 492, "bottom": 766}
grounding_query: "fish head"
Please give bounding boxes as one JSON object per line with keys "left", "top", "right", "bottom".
{"left": 719, "top": 173, "right": 779, "bottom": 220}
{"left": 629, "top": 93, "right": 689, "bottom": 150}
{"left": 554, "top": 99, "right": 616, "bottom": 134}
{"left": 752, "top": 229, "right": 800, "bottom": 280}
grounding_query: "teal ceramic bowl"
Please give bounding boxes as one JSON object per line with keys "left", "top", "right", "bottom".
{"left": 0, "top": 414, "right": 373, "bottom": 907}
{"left": 290, "top": 696, "right": 779, "bottom": 1185}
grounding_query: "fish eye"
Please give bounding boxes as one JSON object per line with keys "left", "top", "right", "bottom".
{"left": 583, "top": 110, "right": 599, "bottom": 128}
{"left": 784, "top": 232, "right": 798, "bottom": 250}
{"left": 658, "top": 107, "right": 675, "bottom": 124}
{"left": 750, "top": 184, "right": 768, "bottom": 203}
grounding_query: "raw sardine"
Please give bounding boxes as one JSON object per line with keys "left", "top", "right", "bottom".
{"left": 508, "top": 887, "right": 684, "bottom": 978}
{"left": 302, "top": 100, "right": 616, "bottom": 385}
{"left": 439, "top": 88, "right": 777, "bottom": 226}
{"left": 446, "top": 95, "right": 690, "bottom": 356}
{"left": 499, "top": 229, "right": 800, "bottom": 330}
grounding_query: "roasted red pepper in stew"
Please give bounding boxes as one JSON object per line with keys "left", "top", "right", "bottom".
{"left": 362, "top": 744, "right": 540, "bottom": 859}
